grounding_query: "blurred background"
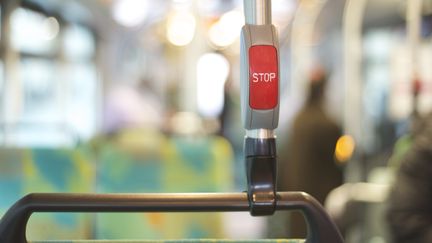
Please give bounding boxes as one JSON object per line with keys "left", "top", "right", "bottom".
{"left": 0, "top": 0, "right": 432, "bottom": 242}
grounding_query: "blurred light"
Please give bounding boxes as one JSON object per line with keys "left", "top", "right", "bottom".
{"left": 351, "top": 183, "right": 389, "bottom": 203}
{"left": 197, "top": 53, "right": 230, "bottom": 118}
{"left": 272, "top": 0, "right": 296, "bottom": 25}
{"left": 208, "top": 10, "right": 244, "bottom": 48}
{"left": 223, "top": 212, "right": 267, "bottom": 239}
{"left": 106, "top": 85, "right": 163, "bottom": 132}
{"left": 0, "top": 61, "right": 3, "bottom": 91}
{"left": 112, "top": 0, "right": 149, "bottom": 27}
{"left": 335, "top": 135, "right": 355, "bottom": 162}
{"left": 172, "top": 0, "right": 191, "bottom": 3}
{"left": 170, "top": 112, "right": 203, "bottom": 135}
{"left": 42, "top": 17, "right": 60, "bottom": 40}
{"left": 11, "top": 8, "right": 60, "bottom": 52}
{"left": 166, "top": 11, "right": 196, "bottom": 46}
{"left": 273, "top": 0, "right": 296, "bottom": 14}
{"left": 197, "top": 0, "right": 221, "bottom": 17}
{"left": 171, "top": 0, "right": 193, "bottom": 11}
{"left": 63, "top": 25, "right": 95, "bottom": 61}
{"left": 325, "top": 183, "right": 390, "bottom": 221}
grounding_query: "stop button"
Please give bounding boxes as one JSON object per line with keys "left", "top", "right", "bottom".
{"left": 249, "top": 45, "right": 278, "bottom": 110}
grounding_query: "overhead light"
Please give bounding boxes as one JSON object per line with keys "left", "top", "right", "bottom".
{"left": 43, "top": 17, "right": 60, "bottom": 40}
{"left": 112, "top": 0, "right": 149, "bottom": 27}
{"left": 166, "top": 11, "right": 196, "bottom": 46}
{"left": 208, "top": 10, "right": 244, "bottom": 48}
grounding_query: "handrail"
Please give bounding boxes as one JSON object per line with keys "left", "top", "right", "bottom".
{"left": 0, "top": 192, "right": 343, "bottom": 243}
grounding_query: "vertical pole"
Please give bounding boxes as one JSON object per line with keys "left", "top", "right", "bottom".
{"left": 1, "top": 0, "right": 21, "bottom": 145}
{"left": 407, "top": 0, "right": 422, "bottom": 76}
{"left": 244, "top": 0, "right": 272, "bottom": 25}
{"left": 343, "top": 0, "right": 367, "bottom": 160}
{"left": 407, "top": 0, "right": 423, "bottom": 117}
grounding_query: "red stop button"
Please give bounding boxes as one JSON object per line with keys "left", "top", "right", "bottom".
{"left": 249, "top": 45, "right": 278, "bottom": 110}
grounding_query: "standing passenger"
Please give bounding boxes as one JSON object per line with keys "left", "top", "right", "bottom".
{"left": 279, "top": 68, "right": 343, "bottom": 238}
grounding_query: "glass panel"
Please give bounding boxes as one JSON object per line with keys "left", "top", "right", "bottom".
{"left": 8, "top": 125, "right": 73, "bottom": 147}
{"left": 20, "top": 58, "right": 60, "bottom": 122}
{"left": 6, "top": 9, "right": 97, "bottom": 147}
{"left": 63, "top": 24, "right": 95, "bottom": 61}
{"left": 6, "top": 57, "right": 74, "bottom": 147}
{"left": 65, "top": 62, "right": 97, "bottom": 140}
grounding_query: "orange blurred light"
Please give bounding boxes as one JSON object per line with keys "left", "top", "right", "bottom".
{"left": 335, "top": 135, "right": 355, "bottom": 163}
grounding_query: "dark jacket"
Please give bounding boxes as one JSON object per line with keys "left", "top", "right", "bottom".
{"left": 280, "top": 102, "right": 343, "bottom": 203}
{"left": 278, "top": 101, "right": 343, "bottom": 238}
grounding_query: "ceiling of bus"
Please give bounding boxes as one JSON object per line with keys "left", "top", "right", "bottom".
{"left": 23, "top": 0, "right": 432, "bottom": 32}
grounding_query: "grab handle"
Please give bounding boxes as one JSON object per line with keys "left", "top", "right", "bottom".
{"left": 0, "top": 192, "right": 343, "bottom": 243}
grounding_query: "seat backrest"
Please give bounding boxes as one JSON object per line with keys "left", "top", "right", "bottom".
{"left": 95, "top": 130, "right": 234, "bottom": 240}
{"left": 0, "top": 147, "right": 95, "bottom": 241}
{"left": 0, "top": 130, "right": 236, "bottom": 241}
{"left": 0, "top": 148, "right": 25, "bottom": 212}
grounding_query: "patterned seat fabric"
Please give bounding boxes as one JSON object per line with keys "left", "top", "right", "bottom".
{"left": 95, "top": 130, "right": 233, "bottom": 239}
{"left": 0, "top": 147, "right": 95, "bottom": 240}
{"left": 1, "top": 129, "right": 236, "bottom": 241}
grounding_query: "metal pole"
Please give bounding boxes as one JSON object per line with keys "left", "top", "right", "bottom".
{"left": 244, "top": 0, "right": 272, "bottom": 25}
{"left": 343, "top": 0, "right": 367, "bottom": 175}
{"left": 407, "top": 0, "right": 422, "bottom": 72}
